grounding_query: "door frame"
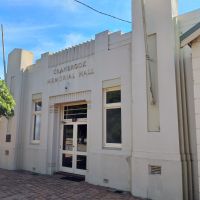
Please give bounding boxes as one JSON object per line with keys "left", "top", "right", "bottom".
{"left": 59, "top": 103, "right": 87, "bottom": 175}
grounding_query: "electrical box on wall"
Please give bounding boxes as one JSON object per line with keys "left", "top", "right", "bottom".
{"left": 5, "top": 150, "right": 9, "bottom": 156}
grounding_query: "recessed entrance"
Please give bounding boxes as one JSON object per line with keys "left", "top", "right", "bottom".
{"left": 59, "top": 103, "right": 87, "bottom": 176}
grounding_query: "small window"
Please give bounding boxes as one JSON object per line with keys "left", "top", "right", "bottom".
{"left": 104, "top": 87, "right": 121, "bottom": 148}
{"left": 35, "top": 101, "right": 42, "bottom": 111}
{"left": 32, "top": 101, "right": 42, "bottom": 143}
{"left": 106, "top": 108, "right": 121, "bottom": 143}
{"left": 64, "top": 104, "right": 87, "bottom": 120}
{"left": 106, "top": 90, "right": 121, "bottom": 104}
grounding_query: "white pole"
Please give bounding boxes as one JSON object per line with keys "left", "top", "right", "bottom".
{"left": 1, "top": 24, "right": 7, "bottom": 82}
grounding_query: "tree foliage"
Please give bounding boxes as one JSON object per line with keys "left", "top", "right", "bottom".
{"left": 0, "top": 79, "right": 15, "bottom": 118}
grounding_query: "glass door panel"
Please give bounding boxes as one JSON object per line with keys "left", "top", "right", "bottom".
{"left": 62, "top": 154, "right": 73, "bottom": 168}
{"left": 77, "top": 124, "right": 87, "bottom": 152}
{"left": 60, "top": 123, "right": 87, "bottom": 175}
{"left": 76, "top": 155, "right": 87, "bottom": 170}
{"left": 61, "top": 125, "right": 74, "bottom": 170}
{"left": 75, "top": 124, "right": 87, "bottom": 173}
{"left": 63, "top": 125, "right": 73, "bottom": 151}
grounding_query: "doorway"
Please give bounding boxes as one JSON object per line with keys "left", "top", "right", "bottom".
{"left": 59, "top": 103, "right": 87, "bottom": 175}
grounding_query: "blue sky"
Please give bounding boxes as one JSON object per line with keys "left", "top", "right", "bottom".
{"left": 0, "top": 0, "right": 200, "bottom": 78}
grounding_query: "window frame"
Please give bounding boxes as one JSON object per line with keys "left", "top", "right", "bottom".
{"left": 62, "top": 102, "right": 88, "bottom": 123}
{"left": 31, "top": 100, "right": 42, "bottom": 144}
{"left": 103, "top": 86, "right": 122, "bottom": 148}
{"left": 63, "top": 104, "right": 87, "bottom": 120}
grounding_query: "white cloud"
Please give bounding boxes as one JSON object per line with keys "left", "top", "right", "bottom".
{"left": 3, "top": 0, "right": 78, "bottom": 12}
{"left": 65, "top": 33, "right": 92, "bottom": 47}
{"left": 0, "top": 0, "right": 132, "bottom": 79}
{"left": 5, "top": 23, "right": 60, "bottom": 34}
{"left": 1, "top": 23, "right": 60, "bottom": 48}
{"left": 27, "top": 33, "right": 92, "bottom": 61}
{"left": 1, "top": 19, "right": 93, "bottom": 58}
{"left": 30, "top": 41, "right": 64, "bottom": 60}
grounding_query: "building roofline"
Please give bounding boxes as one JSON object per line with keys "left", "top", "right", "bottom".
{"left": 180, "top": 22, "right": 200, "bottom": 47}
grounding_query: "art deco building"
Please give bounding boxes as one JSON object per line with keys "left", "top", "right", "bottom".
{"left": 1, "top": 0, "right": 200, "bottom": 199}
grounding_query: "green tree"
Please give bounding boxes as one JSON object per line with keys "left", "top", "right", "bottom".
{"left": 0, "top": 79, "right": 15, "bottom": 118}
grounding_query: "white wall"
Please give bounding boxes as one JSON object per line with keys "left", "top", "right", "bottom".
{"left": 0, "top": 49, "right": 33, "bottom": 170}
{"left": 178, "top": 8, "right": 200, "bottom": 200}
{"left": 2, "top": 1, "right": 200, "bottom": 198}
{"left": 0, "top": 117, "right": 11, "bottom": 169}
{"left": 191, "top": 36, "right": 200, "bottom": 199}
{"left": 3, "top": 31, "right": 133, "bottom": 191}
{"left": 87, "top": 32, "right": 132, "bottom": 190}
{"left": 131, "top": 0, "right": 183, "bottom": 199}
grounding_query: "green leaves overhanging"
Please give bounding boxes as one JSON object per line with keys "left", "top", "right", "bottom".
{"left": 0, "top": 79, "right": 15, "bottom": 118}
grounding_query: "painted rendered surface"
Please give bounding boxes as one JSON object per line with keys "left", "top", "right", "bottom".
{"left": 1, "top": 1, "right": 200, "bottom": 199}
{"left": 131, "top": 0, "right": 183, "bottom": 199}
{"left": 0, "top": 31, "right": 132, "bottom": 191}
{"left": 191, "top": 36, "right": 200, "bottom": 199}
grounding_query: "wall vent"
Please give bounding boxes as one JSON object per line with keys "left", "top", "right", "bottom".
{"left": 149, "top": 165, "right": 161, "bottom": 175}
{"left": 32, "top": 167, "right": 36, "bottom": 171}
{"left": 5, "top": 150, "right": 9, "bottom": 156}
{"left": 103, "top": 178, "right": 109, "bottom": 183}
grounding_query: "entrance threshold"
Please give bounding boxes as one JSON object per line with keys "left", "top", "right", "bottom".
{"left": 54, "top": 171, "right": 85, "bottom": 182}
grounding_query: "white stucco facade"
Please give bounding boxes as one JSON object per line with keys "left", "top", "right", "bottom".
{"left": 188, "top": 36, "right": 200, "bottom": 200}
{"left": 1, "top": 0, "right": 200, "bottom": 200}
{"left": 1, "top": 31, "right": 133, "bottom": 192}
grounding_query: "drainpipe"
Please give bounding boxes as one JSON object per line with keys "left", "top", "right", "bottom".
{"left": 174, "top": 18, "right": 188, "bottom": 200}
{"left": 174, "top": 17, "right": 194, "bottom": 200}
{"left": 175, "top": 49, "right": 188, "bottom": 200}
{"left": 180, "top": 49, "right": 193, "bottom": 200}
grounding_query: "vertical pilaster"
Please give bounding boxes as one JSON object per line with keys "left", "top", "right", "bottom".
{"left": 131, "top": 0, "right": 183, "bottom": 199}
{"left": 3, "top": 49, "right": 33, "bottom": 170}
{"left": 47, "top": 104, "right": 59, "bottom": 174}
{"left": 191, "top": 37, "right": 200, "bottom": 199}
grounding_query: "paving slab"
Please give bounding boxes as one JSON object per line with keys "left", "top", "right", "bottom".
{"left": 0, "top": 169, "right": 142, "bottom": 200}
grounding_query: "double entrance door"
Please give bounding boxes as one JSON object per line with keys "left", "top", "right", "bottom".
{"left": 60, "top": 122, "right": 87, "bottom": 175}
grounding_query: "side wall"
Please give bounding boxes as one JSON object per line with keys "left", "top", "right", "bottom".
{"left": 191, "top": 36, "right": 200, "bottom": 199}
{"left": 0, "top": 118, "right": 9, "bottom": 168}
{"left": 0, "top": 49, "right": 33, "bottom": 170}
{"left": 180, "top": 46, "right": 199, "bottom": 200}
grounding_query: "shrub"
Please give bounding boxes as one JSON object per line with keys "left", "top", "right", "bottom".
{"left": 0, "top": 79, "right": 15, "bottom": 118}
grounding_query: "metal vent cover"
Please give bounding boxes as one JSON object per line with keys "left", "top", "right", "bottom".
{"left": 5, "top": 150, "right": 9, "bottom": 156}
{"left": 149, "top": 165, "right": 161, "bottom": 175}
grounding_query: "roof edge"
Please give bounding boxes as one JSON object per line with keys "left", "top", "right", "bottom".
{"left": 180, "top": 22, "right": 200, "bottom": 47}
